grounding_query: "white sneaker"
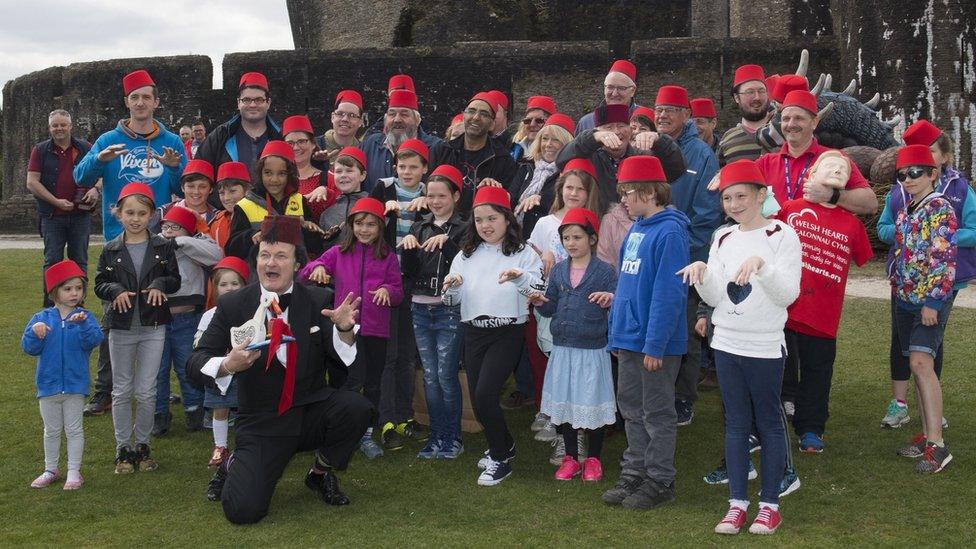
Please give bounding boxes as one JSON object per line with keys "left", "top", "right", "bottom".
{"left": 880, "top": 399, "right": 910, "bottom": 428}
{"left": 530, "top": 413, "right": 549, "bottom": 432}
{"left": 782, "top": 401, "right": 795, "bottom": 419}
{"left": 534, "top": 422, "right": 557, "bottom": 442}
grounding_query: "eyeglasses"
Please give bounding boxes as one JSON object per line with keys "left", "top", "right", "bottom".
{"left": 618, "top": 189, "right": 637, "bottom": 199}
{"left": 332, "top": 111, "right": 362, "bottom": 120}
{"left": 604, "top": 84, "right": 635, "bottom": 93}
{"left": 736, "top": 88, "right": 768, "bottom": 98}
{"left": 161, "top": 223, "right": 184, "bottom": 232}
{"left": 654, "top": 106, "right": 686, "bottom": 115}
{"left": 286, "top": 138, "right": 311, "bottom": 148}
{"left": 522, "top": 116, "right": 547, "bottom": 125}
{"left": 238, "top": 97, "right": 268, "bottom": 105}
{"left": 464, "top": 107, "right": 493, "bottom": 119}
{"left": 896, "top": 166, "right": 932, "bottom": 182}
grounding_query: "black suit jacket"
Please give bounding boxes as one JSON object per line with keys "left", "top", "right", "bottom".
{"left": 187, "top": 282, "right": 346, "bottom": 436}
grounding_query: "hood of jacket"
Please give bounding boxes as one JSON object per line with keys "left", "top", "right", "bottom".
{"left": 634, "top": 206, "right": 691, "bottom": 230}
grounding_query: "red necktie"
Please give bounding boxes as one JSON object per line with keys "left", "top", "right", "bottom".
{"left": 265, "top": 299, "right": 297, "bottom": 416}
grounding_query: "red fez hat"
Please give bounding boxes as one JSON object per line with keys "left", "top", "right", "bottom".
{"left": 163, "top": 205, "right": 199, "bottom": 234}
{"left": 217, "top": 161, "right": 250, "bottom": 184}
{"left": 337, "top": 146, "right": 367, "bottom": 170}
{"left": 259, "top": 215, "right": 303, "bottom": 247}
{"left": 903, "top": 119, "right": 942, "bottom": 147}
{"left": 559, "top": 207, "right": 600, "bottom": 236}
{"left": 213, "top": 256, "right": 250, "bottom": 282}
{"left": 772, "top": 74, "right": 808, "bottom": 104}
{"left": 594, "top": 104, "right": 631, "bottom": 126}
{"left": 631, "top": 106, "right": 656, "bottom": 125}
{"left": 450, "top": 113, "right": 464, "bottom": 126}
{"left": 733, "top": 64, "right": 766, "bottom": 88}
{"left": 469, "top": 92, "right": 498, "bottom": 116}
{"left": 123, "top": 70, "right": 155, "bottom": 95}
{"left": 719, "top": 160, "right": 766, "bottom": 192}
{"left": 896, "top": 144, "right": 937, "bottom": 170}
{"left": 473, "top": 186, "right": 511, "bottom": 210}
{"left": 396, "top": 138, "right": 429, "bottom": 163}
{"left": 117, "top": 182, "right": 155, "bottom": 206}
{"left": 388, "top": 89, "right": 419, "bottom": 110}
{"left": 782, "top": 90, "right": 818, "bottom": 115}
{"left": 617, "top": 155, "right": 666, "bottom": 183}
{"left": 335, "top": 89, "right": 363, "bottom": 111}
{"left": 45, "top": 259, "right": 86, "bottom": 293}
{"left": 764, "top": 75, "right": 781, "bottom": 97}
{"left": 562, "top": 158, "right": 598, "bottom": 180}
{"left": 260, "top": 140, "right": 296, "bottom": 163}
{"left": 239, "top": 71, "right": 269, "bottom": 92}
{"left": 282, "top": 115, "right": 314, "bottom": 137}
{"left": 655, "top": 85, "right": 690, "bottom": 108}
{"left": 388, "top": 74, "right": 415, "bottom": 93}
{"left": 608, "top": 59, "right": 637, "bottom": 83}
{"left": 349, "top": 197, "right": 386, "bottom": 223}
{"left": 182, "top": 159, "right": 215, "bottom": 182}
{"left": 690, "top": 98, "right": 717, "bottom": 118}
{"left": 487, "top": 90, "right": 509, "bottom": 112}
{"left": 526, "top": 96, "right": 557, "bottom": 115}
{"left": 543, "top": 113, "right": 575, "bottom": 136}
{"left": 429, "top": 164, "right": 463, "bottom": 191}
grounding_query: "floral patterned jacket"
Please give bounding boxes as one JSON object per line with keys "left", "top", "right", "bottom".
{"left": 888, "top": 192, "right": 957, "bottom": 310}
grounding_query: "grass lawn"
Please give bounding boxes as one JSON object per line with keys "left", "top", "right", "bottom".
{"left": 0, "top": 247, "right": 971, "bottom": 546}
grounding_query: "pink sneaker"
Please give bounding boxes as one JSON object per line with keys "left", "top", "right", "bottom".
{"left": 554, "top": 456, "right": 581, "bottom": 480}
{"left": 749, "top": 506, "right": 782, "bottom": 534}
{"left": 714, "top": 506, "right": 748, "bottom": 534}
{"left": 581, "top": 457, "right": 603, "bottom": 482}
{"left": 63, "top": 474, "right": 85, "bottom": 491}
{"left": 30, "top": 469, "right": 60, "bottom": 488}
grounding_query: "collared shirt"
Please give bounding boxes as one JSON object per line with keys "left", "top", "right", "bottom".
{"left": 755, "top": 138, "right": 870, "bottom": 205}
{"left": 235, "top": 126, "right": 271, "bottom": 169}
{"left": 200, "top": 282, "right": 359, "bottom": 394}
{"left": 28, "top": 140, "right": 84, "bottom": 215}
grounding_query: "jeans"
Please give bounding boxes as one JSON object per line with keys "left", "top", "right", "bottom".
{"left": 40, "top": 214, "right": 91, "bottom": 306}
{"left": 617, "top": 350, "right": 681, "bottom": 484}
{"left": 412, "top": 302, "right": 463, "bottom": 441}
{"left": 110, "top": 325, "right": 165, "bottom": 449}
{"left": 94, "top": 302, "right": 113, "bottom": 394}
{"left": 155, "top": 312, "right": 204, "bottom": 413}
{"left": 715, "top": 349, "right": 787, "bottom": 505}
{"left": 890, "top": 291, "right": 955, "bottom": 379}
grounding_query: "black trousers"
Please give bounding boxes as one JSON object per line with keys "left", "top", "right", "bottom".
{"left": 222, "top": 391, "right": 373, "bottom": 525}
{"left": 379, "top": 299, "right": 417, "bottom": 425}
{"left": 464, "top": 323, "right": 523, "bottom": 460}
{"left": 786, "top": 329, "right": 838, "bottom": 437}
{"left": 337, "top": 335, "right": 387, "bottom": 425}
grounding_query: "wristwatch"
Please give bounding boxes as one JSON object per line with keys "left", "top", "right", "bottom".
{"left": 828, "top": 188, "right": 841, "bottom": 205}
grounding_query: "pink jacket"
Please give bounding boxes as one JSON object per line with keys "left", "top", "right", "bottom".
{"left": 597, "top": 203, "right": 635, "bottom": 271}
{"left": 298, "top": 242, "right": 403, "bottom": 337}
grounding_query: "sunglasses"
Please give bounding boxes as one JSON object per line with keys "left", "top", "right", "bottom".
{"left": 522, "top": 117, "right": 547, "bottom": 125}
{"left": 896, "top": 166, "right": 932, "bottom": 182}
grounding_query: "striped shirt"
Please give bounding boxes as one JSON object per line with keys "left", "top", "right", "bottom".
{"left": 717, "top": 123, "right": 775, "bottom": 166}
{"left": 394, "top": 182, "right": 424, "bottom": 255}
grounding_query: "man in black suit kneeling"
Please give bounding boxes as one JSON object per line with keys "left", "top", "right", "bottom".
{"left": 188, "top": 215, "right": 371, "bottom": 525}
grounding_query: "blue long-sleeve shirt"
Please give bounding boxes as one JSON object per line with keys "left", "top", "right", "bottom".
{"left": 22, "top": 307, "right": 103, "bottom": 398}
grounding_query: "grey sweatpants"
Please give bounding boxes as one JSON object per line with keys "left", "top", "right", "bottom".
{"left": 617, "top": 350, "right": 681, "bottom": 484}
{"left": 109, "top": 325, "right": 165, "bottom": 450}
{"left": 39, "top": 393, "right": 85, "bottom": 471}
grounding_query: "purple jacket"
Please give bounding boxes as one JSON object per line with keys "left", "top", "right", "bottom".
{"left": 298, "top": 242, "right": 403, "bottom": 337}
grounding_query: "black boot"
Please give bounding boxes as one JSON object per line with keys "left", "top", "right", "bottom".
{"left": 304, "top": 468, "right": 350, "bottom": 506}
{"left": 152, "top": 411, "right": 172, "bottom": 437}
{"left": 185, "top": 407, "right": 205, "bottom": 432}
{"left": 206, "top": 459, "right": 229, "bottom": 502}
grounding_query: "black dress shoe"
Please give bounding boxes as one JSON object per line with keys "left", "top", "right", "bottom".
{"left": 304, "top": 469, "right": 350, "bottom": 506}
{"left": 185, "top": 407, "right": 205, "bottom": 431}
{"left": 152, "top": 411, "right": 171, "bottom": 437}
{"left": 206, "top": 461, "right": 229, "bottom": 502}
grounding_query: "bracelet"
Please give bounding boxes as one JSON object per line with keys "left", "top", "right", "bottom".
{"left": 828, "top": 188, "right": 841, "bottom": 205}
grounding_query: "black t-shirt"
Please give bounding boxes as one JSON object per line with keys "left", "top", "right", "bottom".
{"left": 458, "top": 144, "right": 493, "bottom": 188}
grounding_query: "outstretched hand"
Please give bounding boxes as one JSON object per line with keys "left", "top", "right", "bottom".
{"left": 322, "top": 292, "right": 361, "bottom": 331}
{"left": 676, "top": 261, "right": 707, "bottom": 285}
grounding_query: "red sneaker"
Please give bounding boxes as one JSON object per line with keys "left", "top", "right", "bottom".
{"left": 208, "top": 446, "right": 229, "bottom": 468}
{"left": 714, "top": 506, "right": 748, "bottom": 535}
{"left": 749, "top": 506, "right": 782, "bottom": 534}
{"left": 554, "top": 456, "right": 581, "bottom": 480}
{"left": 581, "top": 457, "right": 603, "bottom": 482}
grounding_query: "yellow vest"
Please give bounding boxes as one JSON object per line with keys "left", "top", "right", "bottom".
{"left": 238, "top": 193, "right": 305, "bottom": 229}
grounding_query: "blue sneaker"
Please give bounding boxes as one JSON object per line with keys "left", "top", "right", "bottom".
{"left": 359, "top": 434, "right": 384, "bottom": 460}
{"left": 756, "top": 466, "right": 802, "bottom": 498}
{"left": 436, "top": 437, "right": 464, "bottom": 460}
{"left": 799, "top": 432, "right": 824, "bottom": 453}
{"left": 417, "top": 437, "right": 441, "bottom": 459}
{"left": 703, "top": 461, "right": 758, "bottom": 485}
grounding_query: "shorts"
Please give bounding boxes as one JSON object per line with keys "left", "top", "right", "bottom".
{"left": 891, "top": 295, "right": 954, "bottom": 359}
{"left": 203, "top": 376, "right": 239, "bottom": 409}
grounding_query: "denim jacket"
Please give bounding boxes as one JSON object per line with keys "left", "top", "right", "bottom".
{"left": 537, "top": 257, "right": 617, "bottom": 349}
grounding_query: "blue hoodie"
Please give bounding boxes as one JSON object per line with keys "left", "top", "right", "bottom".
{"left": 609, "top": 208, "right": 690, "bottom": 357}
{"left": 669, "top": 120, "right": 721, "bottom": 262}
{"left": 73, "top": 118, "right": 186, "bottom": 240}
{"left": 22, "top": 307, "right": 103, "bottom": 398}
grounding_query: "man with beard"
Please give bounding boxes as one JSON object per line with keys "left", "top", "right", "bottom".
{"left": 359, "top": 89, "right": 442, "bottom": 193}
{"left": 428, "top": 92, "right": 517, "bottom": 215}
{"left": 576, "top": 60, "right": 640, "bottom": 134}
{"left": 718, "top": 65, "right": 776, "bottom": 166}
{"left": 195, "top": 72, "right": 282, "bottom": 205}
{"left": 652, "top": 84, "right": 721, "bottom": 428}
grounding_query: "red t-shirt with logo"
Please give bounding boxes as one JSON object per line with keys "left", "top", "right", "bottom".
{"left": 778, "top": 199, "right": 873, "bottom": 338}
{"left": 756, "top": 139, "right": 870, "bottom": 204}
